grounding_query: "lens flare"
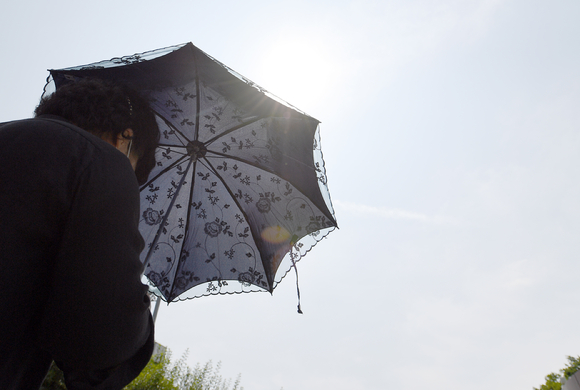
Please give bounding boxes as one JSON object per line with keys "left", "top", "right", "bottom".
{"left": 261, "top": 225, "right": 291, "bottom": 244}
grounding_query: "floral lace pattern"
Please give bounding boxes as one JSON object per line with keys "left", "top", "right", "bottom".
{"left": 48, "top": 43, "right": 336, "bottom": 302}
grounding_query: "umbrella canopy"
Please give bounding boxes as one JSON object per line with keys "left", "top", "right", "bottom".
{"left": 47, "top": 43, "right": 337, "bottom": 303}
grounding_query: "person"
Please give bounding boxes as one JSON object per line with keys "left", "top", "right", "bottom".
{"left": 0, "top": 79, "right": 160, "bottom": 389}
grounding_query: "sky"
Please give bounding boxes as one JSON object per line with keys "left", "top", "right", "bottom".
{"left": 2, "top": 1, "right": 580, "bottom": 389}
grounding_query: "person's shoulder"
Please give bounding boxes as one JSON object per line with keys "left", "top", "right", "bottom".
{"left": 1, "top": 116, "right": 133, "bottom": 178}
{"left": 4, "top": 116, "right": 102, "bottom": 147}
{"left": 2, "top": 115, "right": 77, "bottom": 132}
{"left": 5, "top": 115, "right": 122, "bottom": 156}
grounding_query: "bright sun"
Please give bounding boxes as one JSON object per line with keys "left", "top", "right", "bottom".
{"left": 256, "top": 36, "right": 338, "bottom": 114}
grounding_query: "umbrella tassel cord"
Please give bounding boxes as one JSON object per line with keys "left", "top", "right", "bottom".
{"left": 290, "top": 255, "right": 303, "bottom": 314}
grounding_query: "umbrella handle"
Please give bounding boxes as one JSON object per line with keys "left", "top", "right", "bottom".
{"left": 152, "top": 294, "right": 162, "bottom": 323}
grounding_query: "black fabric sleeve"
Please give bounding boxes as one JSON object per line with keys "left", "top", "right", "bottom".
{"left": 59, "top": 316, "right": 154, "bottom": 390}
{"left": 37, "top": 144, "right": 154, "bottom": 388}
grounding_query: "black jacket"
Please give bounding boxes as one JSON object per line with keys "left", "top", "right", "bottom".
{"left": 0, "top": 116, "right": 154, "bottom": 389}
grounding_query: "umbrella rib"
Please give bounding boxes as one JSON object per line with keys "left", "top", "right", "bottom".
{"left": 142, "top": 157, "right": 195, "bottom": 269}
{"left": 201, "top": 157, "right": 274, "bottom": 292}
{"left": 152, "top": 109, "right": 192, "bottom": 147}
{"left": 166, "top": 159, "right": 198, "bottom": 301}
{"left": 193, "top": 47, "right": 201, "bottom": 141}
{"left": 140, "top": 154, "right": 189, "bottom": 191}
{"left": 204, "top": 150, "right": 335, "bottom": 225}
{"left": 203, "top": 150, "right": 288, "bottom": 183}
{"left": 157, "top": 143, "right": 190, "bottom": 150}
{"left": 204, "top": 117, "right": 263, "bottom": 146}
{"left": 200, "top": 157, "right": 256, "bottom": 246}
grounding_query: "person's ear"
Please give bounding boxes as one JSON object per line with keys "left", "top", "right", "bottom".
{"left": 116, "top": 128, "right": 134, "bottom": 147}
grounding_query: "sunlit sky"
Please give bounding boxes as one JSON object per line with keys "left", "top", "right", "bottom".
{"left": 2, "top": 1, "right": 580, "bottom": 389}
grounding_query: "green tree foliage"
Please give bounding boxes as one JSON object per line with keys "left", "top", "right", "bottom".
{"left": 123, "top": 352, "right": 176, "bottom": 390}
{"left": 534, "top": 356, "right": 580, "bottom": 390}
{"left": 40, "top": 350, "right": 243, "bottom": 390}
{"left": 535, "top": 373, "right": 563, "bottom": 390}
{"left": 39, "top": 362, "right": 66, "bottom": 390}
{"left": 561, "top": 356, "right": 580, "bottom": 380}
{"left": 125, "top": 350, "right": 243, "bottom": 390}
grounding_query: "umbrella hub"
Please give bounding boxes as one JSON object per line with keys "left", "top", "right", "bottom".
{"left": 186, "top": 140, "right": 207, "bottom": 161}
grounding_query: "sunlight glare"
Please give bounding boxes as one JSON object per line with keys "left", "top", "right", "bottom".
{"left": 258, "top": 36, "right": 338, "bottom": 113}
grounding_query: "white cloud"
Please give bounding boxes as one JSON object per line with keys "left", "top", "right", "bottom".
{"left": 333, "top": 199, "right": 457, "bottom": 224}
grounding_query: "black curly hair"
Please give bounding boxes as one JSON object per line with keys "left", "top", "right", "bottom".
{"left": 34, "top": 78, "right": 160, "bottom": 185}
